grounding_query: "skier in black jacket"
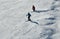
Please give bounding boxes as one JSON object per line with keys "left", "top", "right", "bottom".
{"left": 26, "top": 12, "right": 31, "bottom": 21}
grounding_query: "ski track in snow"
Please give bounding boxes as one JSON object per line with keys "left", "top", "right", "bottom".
{"left": 0, "top": 0, "right": 60, "bottom": 39}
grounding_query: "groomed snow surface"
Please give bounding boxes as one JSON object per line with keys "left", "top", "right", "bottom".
{"left": 0, "top": 0, "right": 60, "bottom": 39}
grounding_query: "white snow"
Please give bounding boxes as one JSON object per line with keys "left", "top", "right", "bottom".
{"left": 0, "top": 0, "right": 60, "bottom": 39}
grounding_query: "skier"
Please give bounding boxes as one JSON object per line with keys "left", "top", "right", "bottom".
{"left": 32, "top": 5, "right": 35, "bottom": 11}
{"left": 26, "top": 12, "right": 31, "bottom": 21}
{"left": 26, "top": 12, "right": 39, "bottom": 24}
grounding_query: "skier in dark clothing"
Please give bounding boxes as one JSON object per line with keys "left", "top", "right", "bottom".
{"left": 26, "top": 12, "right": 39, "bottom": 24}
{"left": 32, "top": 5, "right": 35, "bottom": 11}
{"left": 26, "top": 12, "right": 31, "bottom": 21}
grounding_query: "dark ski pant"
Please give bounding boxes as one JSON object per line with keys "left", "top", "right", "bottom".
{"left": 28, "top": 16, "right": 31, "bottom": 21}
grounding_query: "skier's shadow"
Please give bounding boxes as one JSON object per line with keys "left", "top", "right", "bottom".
{"left": 30, "top": 20, "right": 39, "bottom": 25}
{"left": 33, "top": 10, "right": 49, "bottom": 13}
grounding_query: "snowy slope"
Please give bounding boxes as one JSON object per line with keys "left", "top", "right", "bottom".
{"left": 0, "top": 0, "right": 60, "bottom": 39}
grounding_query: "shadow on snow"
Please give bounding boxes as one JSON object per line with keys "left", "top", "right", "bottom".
{"left": 45, "top": 17, "right": 56, "bottom": 25}
{"left": 40, "top": 28, "right": 56, "bottom": 39}
{"left": 45, "top": 22, "right": 55, "bottom": 25}
{"left": 45, "top": 17, "right": 56, "bottom": 20}
{"left": 31, "top": 10, "right": 50, "bottom": 13}
{"left": 30, "top": 20, "right": 39, "bottom": 25}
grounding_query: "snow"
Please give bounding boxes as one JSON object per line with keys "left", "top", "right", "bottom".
{"left": 0, "top": 0, "right": 60, "bottom": 39}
